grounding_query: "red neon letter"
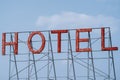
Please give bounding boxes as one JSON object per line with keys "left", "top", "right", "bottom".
{"left": 51, "top": 30, "right": 68, "bottom": 53}
{"left": 101, "top": 28, "right": 118, "bottom": 51}
{"left": 2, "top": 32, "right": 18, "bottom": 55}
{"left": 76, "top": 28, "right": 92, "bottom": 52}
{"left": 27, "top": 31, "right": 45, "bottom": 54}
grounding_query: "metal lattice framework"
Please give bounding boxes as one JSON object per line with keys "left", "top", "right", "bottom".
{"left": 4, "top": 27, "right": 117, "bottom": 80}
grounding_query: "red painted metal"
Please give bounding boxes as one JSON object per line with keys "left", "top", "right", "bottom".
{"left": 2, "top": 32, "right": 18, "bottom": 55}
{"left": 76, "top": 28, "right": 92, "bottom": 52}
{"left": 27, "top": 31, "right": 46, "bottom": 54}
{"left": 51, "top": 30, "right": 68, "bottom": 53}
{"left": 2, "top": 28, "right": 118, "bottom": 55}
{"left": 101, "top": 28, "right": 118, "bottom": 51}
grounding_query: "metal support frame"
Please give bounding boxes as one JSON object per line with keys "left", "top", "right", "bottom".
{"left": 49, "top": 32, "right": 57, "bottom": 80}
{"left": 88, "top": 32, "right": 96, "bottom": 80}
{"left": 10, "top": 33, "right": 19, "bottom": 80}
{"left": 68, "top": 31, "right": 76, "bottom": 80}
{"left": 30, "top": 33, "right": 38, "bottom": 80}
{"left": 5, "top": 27, "right": 117, "bottom": 80}
{"left": 108, "top": 28, "right": 116, "bottom": 80}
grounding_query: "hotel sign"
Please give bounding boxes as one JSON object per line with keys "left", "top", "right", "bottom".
{"left": 2, "top": 27, "right": 118, "bottom": 55}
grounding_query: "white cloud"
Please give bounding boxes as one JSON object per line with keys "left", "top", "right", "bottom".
{"left": 36, "top": 12, "right": 120, "bottom": 32}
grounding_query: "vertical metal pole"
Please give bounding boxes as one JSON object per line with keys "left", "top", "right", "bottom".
{"left": 9, "top": 38, "right": 12, "bottom": 80}
{"left": 108, "top": 29, "right": 110, "bottom": 80}
{"left": 48, "top": 32, "right": 50, "bottom": 80}
{"left": 87, "top": 31, "right": 90, "bottom": 80}
{"left": 87, "top": 51, "right": 90, "bottom": 80}
{"left": 68, "top": 31, "right": 76, "bottom": 80}
{"left": 67, "top": 35, "right": 70, "bottom": 80}
{"left": 88, "top": 32, "right": 96, "bottom": 80}
{"left": 30, "top": 37, "right": 38, "bottom": 80}
{"left": 47, "top": 51, "right": 50, "bottom": 80}
{"left": 49, "top": 32, "right": 57, "bottom": 80}
{"left": 11, "top": 34, "right": 19, "bottom": 80}
{"left": 108, "top": 28, "right": 116, "bottom": 80}
{"left": 13, "top": 53, "right": 19, "bottom": 80}
{"left": 28, "top": 49, "right": 31, "bottom": 80}
{"left": 108, "top": 51, "right": 110, "bottom": 80}
{"left": 32, "top": 53, "right": 38, "bottom": 80}
{"left": 28, "top": 32, "right": 30, "bottom": 80}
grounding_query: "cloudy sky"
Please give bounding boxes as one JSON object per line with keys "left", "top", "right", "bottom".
{"left": 0, "top": 0, "right": 120, "bottom": 80}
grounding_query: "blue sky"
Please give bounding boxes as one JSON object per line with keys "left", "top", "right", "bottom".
{"left": 0, "top": 0, "right": 120, "bottom": 80}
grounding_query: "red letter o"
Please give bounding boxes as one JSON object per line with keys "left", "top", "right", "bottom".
{"left": 27, "top": 31, "right": 45, "bottom": 54}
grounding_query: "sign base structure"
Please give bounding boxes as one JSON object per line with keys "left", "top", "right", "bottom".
{"left": 3, "top": 27, "right": 118, "bottom": 80}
